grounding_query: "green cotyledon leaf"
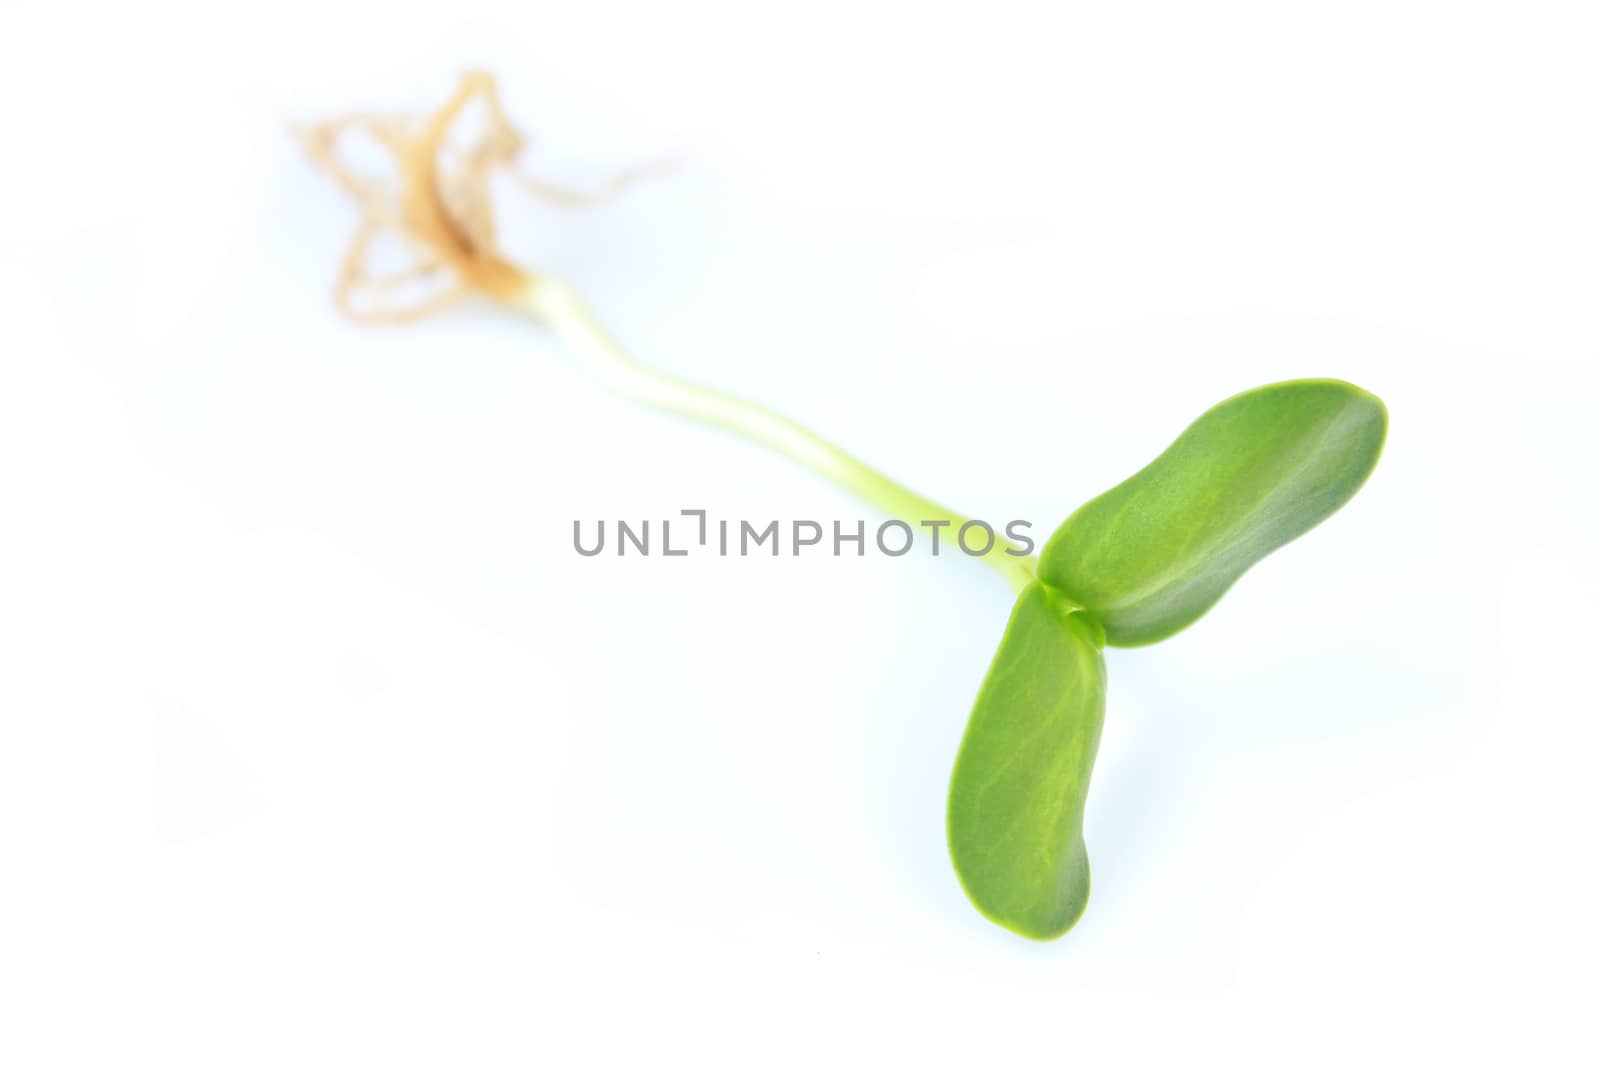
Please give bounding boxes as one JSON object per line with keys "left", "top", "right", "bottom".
{"left": 1038, "top": 379, "right": 1387, "bottom": 647}
{"left": 947, "top": 581, "right": 1107, "bottom": 940}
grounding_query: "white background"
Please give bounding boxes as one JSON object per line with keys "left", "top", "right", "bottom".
{"left": 3, "top": 1, "right": 1598, "bottom": 1062}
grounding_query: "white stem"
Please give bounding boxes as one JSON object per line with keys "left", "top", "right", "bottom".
{"left": 515, "top": 275, "right": 1037, "bottom": 592}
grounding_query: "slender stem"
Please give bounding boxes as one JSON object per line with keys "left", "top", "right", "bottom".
{"left": 516, "top": 275, "right": 1037, "bottom": 593}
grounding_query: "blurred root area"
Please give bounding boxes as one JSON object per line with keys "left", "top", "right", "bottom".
{"left": 298, "top": 71, "right": 663, "bottom": 323}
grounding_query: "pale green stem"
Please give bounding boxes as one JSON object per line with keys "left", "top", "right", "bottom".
{"left": 516, "top": 275, "right": 1037, "bottom": 593}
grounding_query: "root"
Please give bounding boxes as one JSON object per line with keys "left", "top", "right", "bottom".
{"left": 298, "top": 71, "right": 662, "bottom": 323}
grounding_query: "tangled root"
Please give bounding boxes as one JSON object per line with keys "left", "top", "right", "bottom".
{"left": 299, "top": 72, "right": 663, "bottom": 323}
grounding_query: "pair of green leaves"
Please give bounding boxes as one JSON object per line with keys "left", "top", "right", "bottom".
{"left": 948, "top": 379, "right": 1387, "bottom": 939}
